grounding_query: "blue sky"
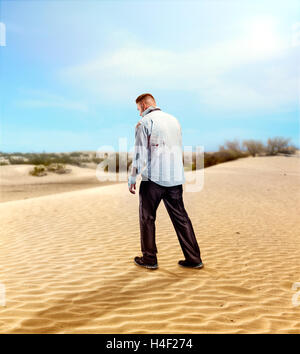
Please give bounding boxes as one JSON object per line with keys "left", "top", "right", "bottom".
{"left": 0, "top": 0, "right": 299, "bottom": 153}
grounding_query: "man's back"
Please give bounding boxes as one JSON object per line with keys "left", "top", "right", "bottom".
{"left": 140, "top": 109, "right": 185, "bottom": 187}
{"left": 130, "top": 94, "right": 202, "bottom": 270}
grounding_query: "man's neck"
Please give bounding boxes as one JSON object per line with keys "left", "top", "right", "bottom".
{"left": 142, "top": 105, "right": 159, "bottom": 117}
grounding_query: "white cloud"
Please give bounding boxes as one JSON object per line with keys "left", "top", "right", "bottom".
{"left": 59, "top": 16, "right": 298, "bottom": 113}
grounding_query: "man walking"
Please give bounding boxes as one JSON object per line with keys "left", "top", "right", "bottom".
{"left": 128, "top": 93, "right": 203, "bottom": 270}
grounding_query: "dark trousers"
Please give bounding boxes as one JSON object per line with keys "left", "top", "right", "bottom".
{"left": 139, "top": 179, "right": 202, "bottom": 265}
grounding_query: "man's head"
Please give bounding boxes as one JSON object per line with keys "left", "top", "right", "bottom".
{"left": 135, "top": 93, "right": 156, "bottom": 117}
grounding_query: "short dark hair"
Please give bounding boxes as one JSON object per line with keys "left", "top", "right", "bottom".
{"left": 135, "top": 93, "right": 156, "bottom": 105}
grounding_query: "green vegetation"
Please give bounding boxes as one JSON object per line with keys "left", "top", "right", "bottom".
{"left": 0, "top": 152, "right": 97, "bottom": 167}
{"left": 0, "top": 137, "right": 297, "bottom": 176}
{"left": 187, "top": 137, "right": 297, "bottom": 171}
{"left": 29, "top": 163, "right": 71, "bottom": 176}
{"left": 29, "top": 165, "right": 48, "bottom": 177}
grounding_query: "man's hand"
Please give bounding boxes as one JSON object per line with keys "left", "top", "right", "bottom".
{"left": 128, "top": 175, "right": 137, "bottom": 194}
{"left": 128, "top": 182, "right": 136, "bottom": 194}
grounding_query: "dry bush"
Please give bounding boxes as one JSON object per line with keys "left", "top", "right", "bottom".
{"left": 29, "top": 165, "right": 47, "bottom": 177}
{"left": 266, "top": 137, "right": 296, "bottom": 155}
{"left": 29, "top": 163, "right": 71, "bottom": 176}
{"left": 224, "top": 139, "right": 243, "bottom": 154}
{"left": 46, "top": 163, "right": 71, "bottom": 174}
{"left": 243, "top": 139, "right": 266, "bottom": 157}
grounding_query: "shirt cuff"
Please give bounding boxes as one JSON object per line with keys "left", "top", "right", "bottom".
{"left": 128, "top": 175, "right": 137, "bottom": 187}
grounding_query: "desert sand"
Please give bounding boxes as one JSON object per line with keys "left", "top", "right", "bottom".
{"left": 0, "top": 164, "right": 126, "bottom": 203}
{"left": 0, "top": 155, "right": 299, "bottom": 333}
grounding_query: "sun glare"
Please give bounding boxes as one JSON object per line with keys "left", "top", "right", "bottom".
{"left": 246, "top": 16, "right": 283, "bottom": 57}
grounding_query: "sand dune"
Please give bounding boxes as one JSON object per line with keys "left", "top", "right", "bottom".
{"left": 0, "top": 155, "right": 299, "bottom": 333}
{"left": 0, "top": 164, "right": 126, "bottom": 202}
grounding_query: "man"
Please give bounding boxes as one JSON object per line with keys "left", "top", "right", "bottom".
{"left": 128, "top": 93, "right": 203, "bottom": 270}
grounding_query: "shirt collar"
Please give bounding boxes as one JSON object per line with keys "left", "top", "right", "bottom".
{"left": 141, "top": 106, "right": 161, "bottom": 117}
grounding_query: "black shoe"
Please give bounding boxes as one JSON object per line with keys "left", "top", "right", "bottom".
{"left": 178, "top": 259, "right": 204, "bottom": 269}
{"left": 134, "top": 256, "right": 158, "bottom": 270}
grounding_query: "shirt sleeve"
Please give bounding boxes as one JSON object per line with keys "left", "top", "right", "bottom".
{"left": 131, "top": 122, "right": 149, "bottom": 176}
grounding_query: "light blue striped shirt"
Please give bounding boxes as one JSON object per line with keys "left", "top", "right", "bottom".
{"left": 129, "top": 106, "right": 185, "bottom": 187}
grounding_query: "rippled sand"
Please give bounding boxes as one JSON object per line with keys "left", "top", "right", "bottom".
{"left": 0, "top": 164, "right": 125, "bottom": 202}
{"left": 0, "top": 155, "right": 299, "bottom": 333}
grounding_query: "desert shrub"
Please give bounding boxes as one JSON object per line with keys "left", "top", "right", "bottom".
{"left": 203, "top": 152, "right": 218, "bottom": 168}
{"left": 243, "top": 139, "right": 266, "bottom": 157}
{"left": 8, "top": 156, "right": 26, "bottom": 165}
{"left": 266, "top": 137, "right": 296, "bottom": 155}
{"left": 30, "top": 153, "right": 82, "bottom": 166}
{"left": 55, "top": 154, "right": 78, "bottom": 165}
{"left": 27, "top": 155, "right": 52, "bottom": 166}
{"left": 29, "top": 163, "right": 71, "bottom": 176}
{"left": 282, "top": 145, "right": 297, "bottom": 154}
{"left": 187, "top": 142, "right": 249, "bottom": 170}
{"left": 224, "top": 139, "right": 242, "bottom": 153}
{"left": 29, "top": 165, "right": 47, "bottom": 177}
{"left": 216, "top": 150, "right": 238, "bottom": 163}
{"left": 79, "top": 157, "right": 90, "bottom": 162}
{"left": 46, "top": 163, "right": 70, "bottom": 174}
{"left": 222, "top": 139, "right": 246, "bottom": 159}
{"left": 69, "top": 152, "right": 81, "bottom": 157}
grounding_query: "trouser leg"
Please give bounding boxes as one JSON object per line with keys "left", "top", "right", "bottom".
{"left": 139, "top": 180, "right": 163, "bottom": 264}
{"left": 163, "top": 184, "right": 202, "bottom": 264}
